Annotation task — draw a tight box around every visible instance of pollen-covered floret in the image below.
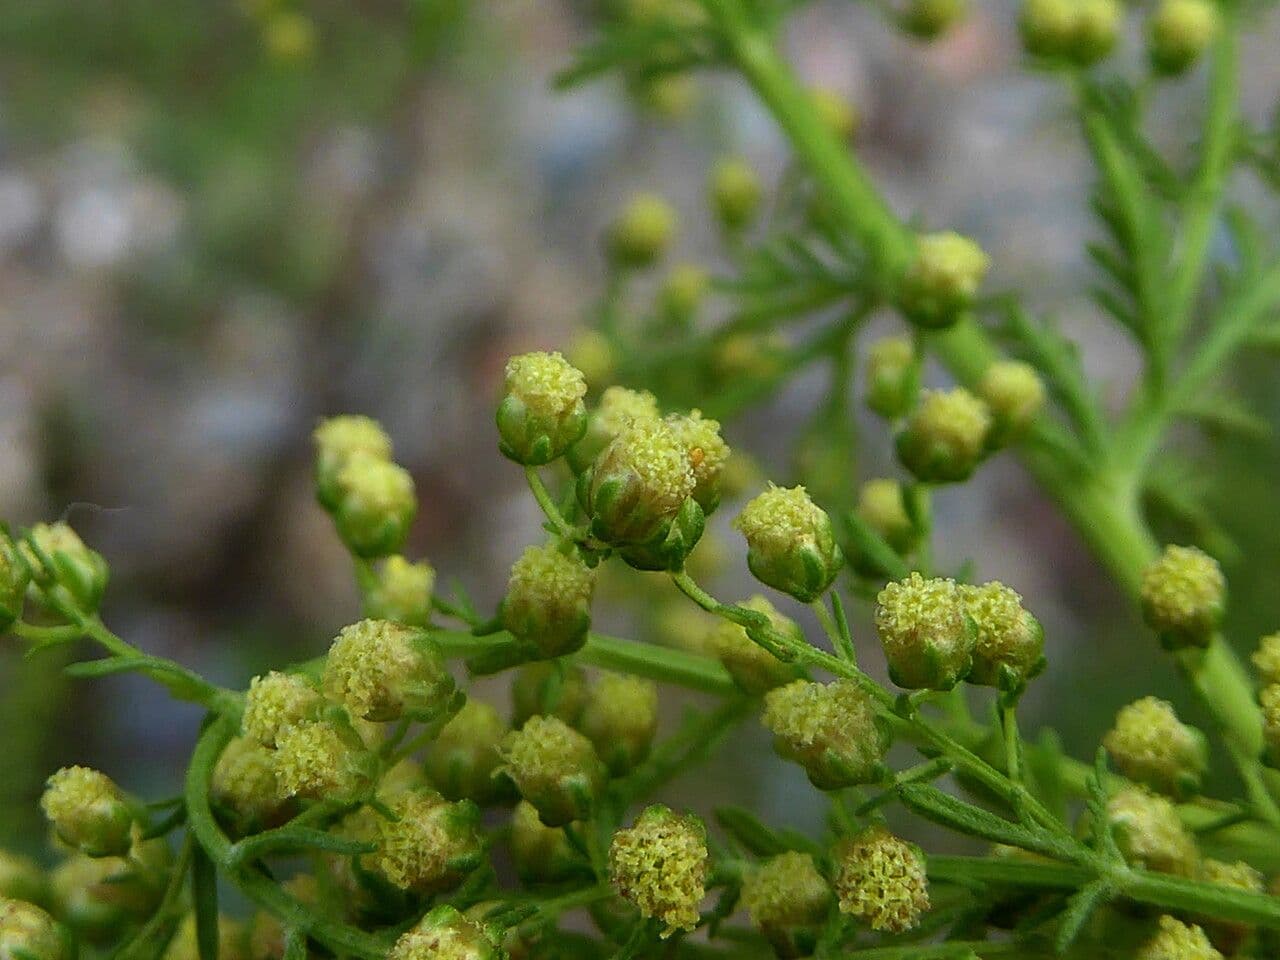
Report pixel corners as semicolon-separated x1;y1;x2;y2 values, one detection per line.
898;232;989;329
313;415;392;475
579;674;658;775
324;619;453;722
1136;915;1223;960
600;416;695;517
242;671;324;748
1141;545;1226;649
896;388;992;484
569;386;662;472
609;805;709;938
876;573;974;690
1252;633;1280;686
502;543;595;657
834;827;930;933
272;722;368;802
503;352;588;420
211;737;290;830
40;767;134;858
0;898;68;960
703;595;802;695
960;581;1045;691
1105;786;1199;877
500;716;605;826
734;484;842;602
665;410;730;512
386;905;502;960
374;791;483;895
763;679;887;789
1103;697;1208;799
366;556;436;627
742;851;831;932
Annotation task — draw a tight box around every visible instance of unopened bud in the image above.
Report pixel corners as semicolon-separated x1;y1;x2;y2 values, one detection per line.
365;555;436;627
609;805;708;938
242;671;324;748
960;581;1046;692
743;851;831;946
865;337;919;420
1103;697;1208;799
855;479;918;554
329;452;416;558
40;767;134;858
763;679;888;789
703;595;803;695
1071;0;1122;65
497;351;589;466
500;716;605;826
564;328;615;388
977;361;1046;444
710;158;762;232
510;662;588;727
324;619;453;722
211;737;292;833
607;195;676;269
876;573;975;690
21;524;109;614
896;388;992;484
1104;786;1199;877
897;232;989;330
1140;545;1226;649
313;415;392;511
509;800;585;885
1136;915;1223;960
374;792;484;895
657;264;710;329
579;674;658;775
834;828;930;932
1149;0;1218;75
900;0;968;39
501;544;595;658
423;700;509;805
272;722;372;803
734;485;843;602
1020;0;1078;57
0;899;68;960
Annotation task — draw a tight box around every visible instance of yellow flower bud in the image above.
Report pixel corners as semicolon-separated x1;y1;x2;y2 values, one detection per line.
329;452;416;558
211;736;293;833
763;679;888;789
658;264;711;328
40;767;135;858
1195;859;1263;954
1103;697;1208;799
365;555;435;627
1140;545;1226;649
564;328;615;388
897;232;989;330
864;337;919;420
1252;633;1280;686
810;88;860;141
896;388;992;484
1149;0;1218;75
423;700;509;805
977;361;1046;444
960;581;1046;691
609;805;708;937
21;523;109;614
1104;786;1199;877
324;619;453;722
510;662;588;727
500;716;605;827
1136;915;1224;960
710;157;763;232
579;673;658;775
855;478;918;554
900;0;968;39
0;853;45;905
607;194;677;268
0;899;68;960
374;791;484;895
501;543;596;658
497;351;589;466
242;671;324;748
734;485;843;603
313;415;393;511
508;800;585;885
1070;0;1122;65
742;851;831;940
272;722;370;802
1020;0;1078;57
834;827;930;933
876;573;975;690
665;410;730;514
568;386;661;474
703;595;803;695
387;905;502;960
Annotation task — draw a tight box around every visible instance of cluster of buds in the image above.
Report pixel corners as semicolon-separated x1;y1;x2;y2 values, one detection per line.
896;232;989;330
313;415;416;558
1020;0;1123;66
1140;544;1226;649
763;679;888;789
734;485;843;602
608;805;709;937
19;523;109;615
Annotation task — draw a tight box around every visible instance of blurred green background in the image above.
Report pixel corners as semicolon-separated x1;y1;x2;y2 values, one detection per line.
1;0;1279;851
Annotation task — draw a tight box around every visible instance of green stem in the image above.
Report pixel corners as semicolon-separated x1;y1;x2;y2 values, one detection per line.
524;466;578;540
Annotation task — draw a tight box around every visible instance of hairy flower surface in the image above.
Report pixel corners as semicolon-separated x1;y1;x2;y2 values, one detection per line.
499;715;604;826
324;619;452;722
374;792;483;895
1141;545;1226;648
1103;697;1207;798
242;671;324;748
609;805;708;937
0;898;68;960
763;679;886;789
876;573;974;690
503;351;588;421
1136;915;1223;960
960;581;1045;690
569;386;660;472
665;410;730;512
834;828;930;933
898;231;989;329
387;906;501;960
272;722;368;802
734;484;842;601
502;543;595;657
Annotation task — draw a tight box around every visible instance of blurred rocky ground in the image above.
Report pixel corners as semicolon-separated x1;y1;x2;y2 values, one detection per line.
1;0;1278;845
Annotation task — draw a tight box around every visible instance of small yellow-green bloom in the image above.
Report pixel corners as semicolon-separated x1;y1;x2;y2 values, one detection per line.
1102;697;1208;799
865;337;918;419
1148;0;1217;75
21;523;109;614
0;898;68;960
497;351;589;466
568;386;661;474
40;767;134;858
365;556;436;627
742;851;831;936
328;452;416;558
897;232;989;330
710;157;763;232
313;415;393;510
876;573;975;690
242;671;324;748
1104;786;1199;877
1136;915;1223;960
423;700;509;805
978;361;1045;444
735;484;842;602
834;828;930;933
211;737;292;833
665;410;730;513
324;619;453;722
1020;0;1077;57
609;805;708;938
960;581;1046;691
387;905;501;960
272;722;370;803
703;595;803;695
1070;0;1122;64
896;388;992;484
501;543;595;658
500;716;605;827
763;679;888;789
1141;544;1226;649
607;194;677;268
374;792;483;895
579;673;658;775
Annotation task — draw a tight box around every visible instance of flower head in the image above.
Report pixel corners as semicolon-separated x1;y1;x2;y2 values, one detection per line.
40;767;134;858
509;800;584;884
510;662;588;727
1260;683;1280;766
665;410;730;514
810;88;859;140
1105;786;1199;877
242;672;324;748
21;523;109;614
865;337;918;419
374;792;484;895
568;386;661;473
324;619;453;723
0;898;68;960
497;351;589;466
960;581;1046;691
328;452;416;558
272;722;370;802
978;361;1046;444
1103;697;1208;799
1252;633;1280;686
876;573;975;690
834;828;930;933
659;264;711;327
579;673;658;775
609;805;709;937
387;905;502;960
1141;545;1226;649
500;716;605;826
896;388;992;484
897;232;989;329
1136;915;1223;960
501;544;596;657
313;415;393;510
703;595;803;695
211;736;291;833
763;679;888;789
734;485;842;602
742;851;831;934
